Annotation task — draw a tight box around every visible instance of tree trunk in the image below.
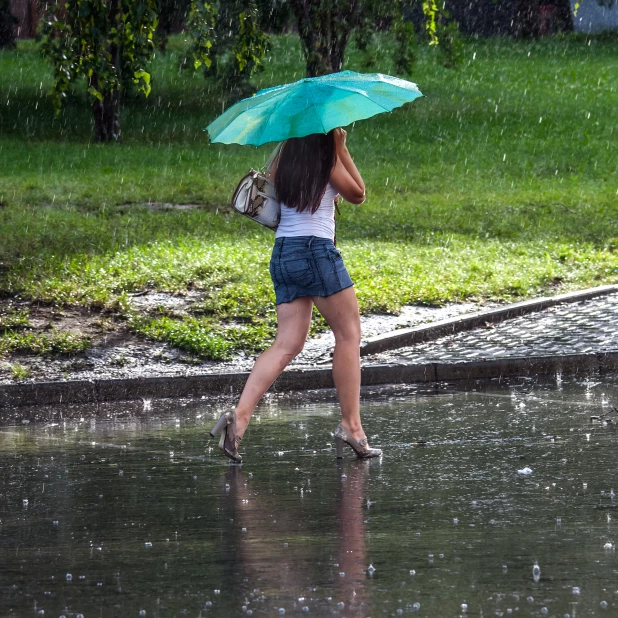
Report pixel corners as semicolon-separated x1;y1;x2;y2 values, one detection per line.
515;0;540;38
92;0;122;142
0;0;17;49
292;0;360;77
92;86;121;142
554;0;574;32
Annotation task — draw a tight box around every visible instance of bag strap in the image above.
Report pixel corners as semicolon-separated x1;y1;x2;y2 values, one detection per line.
261;142;284;176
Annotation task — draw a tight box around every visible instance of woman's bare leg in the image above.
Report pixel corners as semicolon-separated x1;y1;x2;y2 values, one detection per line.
312;287;365;440
234;296;314;437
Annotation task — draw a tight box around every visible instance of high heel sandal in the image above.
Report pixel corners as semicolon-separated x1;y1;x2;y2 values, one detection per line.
210;410;242;463
334;423;382;459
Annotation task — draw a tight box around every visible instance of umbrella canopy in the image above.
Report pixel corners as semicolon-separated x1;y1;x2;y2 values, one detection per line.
206;70;423;146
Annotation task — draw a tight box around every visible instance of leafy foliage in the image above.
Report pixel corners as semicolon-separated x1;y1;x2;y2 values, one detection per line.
435;14;463;68
187;0;216;70
187;0;269;91
39;0;158;141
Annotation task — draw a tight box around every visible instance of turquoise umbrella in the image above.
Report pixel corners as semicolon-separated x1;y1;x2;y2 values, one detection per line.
205;70;423;146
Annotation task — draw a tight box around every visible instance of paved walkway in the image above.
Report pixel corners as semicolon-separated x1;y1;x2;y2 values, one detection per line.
369;293;618;366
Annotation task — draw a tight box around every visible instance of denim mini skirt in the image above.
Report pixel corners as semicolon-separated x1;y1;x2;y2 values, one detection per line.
270;236;354;305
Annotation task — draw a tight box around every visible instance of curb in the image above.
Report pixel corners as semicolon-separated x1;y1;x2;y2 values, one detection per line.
2;351;618;408
359;284;618;356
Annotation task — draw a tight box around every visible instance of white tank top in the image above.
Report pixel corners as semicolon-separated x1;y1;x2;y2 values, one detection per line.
275;183;338;240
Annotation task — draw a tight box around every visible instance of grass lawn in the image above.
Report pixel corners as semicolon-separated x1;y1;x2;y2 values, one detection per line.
1;32;618;361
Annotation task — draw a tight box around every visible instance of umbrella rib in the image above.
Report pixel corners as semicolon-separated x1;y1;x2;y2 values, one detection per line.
255;92;288;145
307;84;327;134
319;83;411;114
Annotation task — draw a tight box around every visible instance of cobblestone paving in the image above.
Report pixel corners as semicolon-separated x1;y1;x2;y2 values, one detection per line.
370;293;618;365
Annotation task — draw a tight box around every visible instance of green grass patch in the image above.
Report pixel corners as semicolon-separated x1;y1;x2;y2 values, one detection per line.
1;33;618;358
0;305;91;357
0;308;31;333
0;330;91;356
10;363;32;381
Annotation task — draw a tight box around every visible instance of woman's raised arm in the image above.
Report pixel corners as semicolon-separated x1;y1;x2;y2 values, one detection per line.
329;128;365;204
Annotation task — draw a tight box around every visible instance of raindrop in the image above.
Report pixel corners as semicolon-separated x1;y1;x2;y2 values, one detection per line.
600;601;608;609
367;564;376;575
278;609;285;615
145;542;152;548
66;574;72;581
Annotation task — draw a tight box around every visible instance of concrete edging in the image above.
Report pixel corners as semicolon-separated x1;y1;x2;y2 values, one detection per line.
360;284;618;356
2;351;618;408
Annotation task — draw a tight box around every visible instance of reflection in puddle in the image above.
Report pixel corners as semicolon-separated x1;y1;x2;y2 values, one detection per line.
1;376;617;616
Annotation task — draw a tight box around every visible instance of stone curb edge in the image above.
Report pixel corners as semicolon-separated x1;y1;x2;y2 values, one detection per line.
360;284;618;356
2;351;618;408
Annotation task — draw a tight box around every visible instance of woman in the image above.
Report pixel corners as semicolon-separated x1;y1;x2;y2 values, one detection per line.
210;127;382;462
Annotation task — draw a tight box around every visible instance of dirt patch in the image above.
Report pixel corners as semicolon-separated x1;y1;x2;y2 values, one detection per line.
128;291;202;314
0;296;489;385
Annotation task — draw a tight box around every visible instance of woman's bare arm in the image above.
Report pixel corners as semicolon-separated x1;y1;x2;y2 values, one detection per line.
329;129;365;204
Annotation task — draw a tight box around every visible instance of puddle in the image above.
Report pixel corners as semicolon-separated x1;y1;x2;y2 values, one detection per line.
1;376;617;617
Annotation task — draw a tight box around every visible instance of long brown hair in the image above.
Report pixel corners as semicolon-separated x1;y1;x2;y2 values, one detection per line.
274;131;337;214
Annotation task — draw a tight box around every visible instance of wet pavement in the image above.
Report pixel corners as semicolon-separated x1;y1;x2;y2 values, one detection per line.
1;376;618;617
370;293;618;366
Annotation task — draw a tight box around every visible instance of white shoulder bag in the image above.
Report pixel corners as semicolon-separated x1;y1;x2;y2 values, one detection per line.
231;143;283;231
